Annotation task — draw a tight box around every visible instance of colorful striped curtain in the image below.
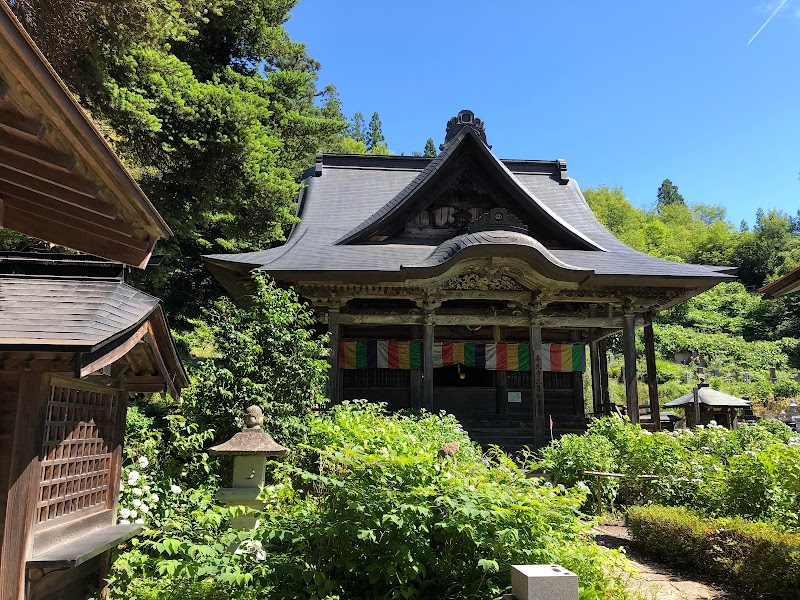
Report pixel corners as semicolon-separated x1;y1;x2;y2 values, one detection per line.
339;340;585;372
339;340;421;369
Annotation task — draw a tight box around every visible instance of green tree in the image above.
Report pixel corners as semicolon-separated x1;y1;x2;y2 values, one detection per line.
349;111;366;144
367;111;386;153
424;137;436;157
182;273;329;448
657;178;685;210
11;0;348;322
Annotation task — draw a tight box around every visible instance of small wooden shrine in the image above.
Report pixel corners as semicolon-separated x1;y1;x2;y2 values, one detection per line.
0;5;185;599
663;384;752;429
206;111;735;450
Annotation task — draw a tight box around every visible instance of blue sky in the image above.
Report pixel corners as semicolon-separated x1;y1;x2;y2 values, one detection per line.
286;1;800;226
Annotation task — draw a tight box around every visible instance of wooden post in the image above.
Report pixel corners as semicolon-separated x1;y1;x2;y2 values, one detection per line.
589;331;602;417
644;319;661;431
598;338;610;415
0;372;50;600
327;308;341;404
530;318;545;448
692;386;700;427
570;330;583;417
623;311;639;424
423;311;435;411
494;325;508;416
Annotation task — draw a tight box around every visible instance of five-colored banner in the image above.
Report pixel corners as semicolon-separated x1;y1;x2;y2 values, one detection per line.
339;340;585;372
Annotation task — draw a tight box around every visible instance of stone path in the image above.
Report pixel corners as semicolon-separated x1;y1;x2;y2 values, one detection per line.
592;522;743;600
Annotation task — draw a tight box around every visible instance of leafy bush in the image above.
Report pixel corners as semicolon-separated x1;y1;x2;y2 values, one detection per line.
627;505;800;599
109;403;633;599
538;417;800;529
182;273;329;452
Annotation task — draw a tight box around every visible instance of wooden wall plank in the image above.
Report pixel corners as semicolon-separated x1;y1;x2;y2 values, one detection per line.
0;372;49;600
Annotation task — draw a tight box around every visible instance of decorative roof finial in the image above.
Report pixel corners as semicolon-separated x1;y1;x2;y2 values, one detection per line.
441;109;489;150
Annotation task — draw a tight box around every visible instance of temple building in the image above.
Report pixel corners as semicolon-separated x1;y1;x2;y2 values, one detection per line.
205;109;735;449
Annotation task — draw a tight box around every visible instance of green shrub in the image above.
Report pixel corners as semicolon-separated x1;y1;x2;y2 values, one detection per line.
110;403;634;599
626;505;800;599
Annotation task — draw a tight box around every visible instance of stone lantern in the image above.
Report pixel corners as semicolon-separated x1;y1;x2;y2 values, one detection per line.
209;405;288;529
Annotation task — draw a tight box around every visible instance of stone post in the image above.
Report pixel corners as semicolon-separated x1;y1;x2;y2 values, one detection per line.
511;565;578;600
530;315;545;448
327;307;341;404
423;310;435;411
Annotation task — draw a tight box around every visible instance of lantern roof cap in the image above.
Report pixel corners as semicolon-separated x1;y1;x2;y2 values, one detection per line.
208;405;288;456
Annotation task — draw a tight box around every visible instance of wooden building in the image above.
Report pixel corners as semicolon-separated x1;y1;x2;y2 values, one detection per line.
759;264;800;299
206;110;735;449
0;5;186;599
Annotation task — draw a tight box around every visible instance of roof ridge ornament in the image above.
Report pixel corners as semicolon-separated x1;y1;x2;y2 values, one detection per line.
440;109;490;150
468;208;529;234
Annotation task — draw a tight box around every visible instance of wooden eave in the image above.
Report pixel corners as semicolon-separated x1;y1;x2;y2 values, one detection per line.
0;307;187;399
759;265;800;299
0;4;171;268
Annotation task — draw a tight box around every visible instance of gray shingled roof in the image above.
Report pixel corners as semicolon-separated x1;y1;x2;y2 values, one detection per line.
204;136;736;285
664;387;752;408
0;276;159;348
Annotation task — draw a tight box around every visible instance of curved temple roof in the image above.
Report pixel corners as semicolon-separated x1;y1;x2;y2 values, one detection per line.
205;111;736;301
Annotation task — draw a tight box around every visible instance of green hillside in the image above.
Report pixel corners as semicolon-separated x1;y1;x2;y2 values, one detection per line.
584;185;800;413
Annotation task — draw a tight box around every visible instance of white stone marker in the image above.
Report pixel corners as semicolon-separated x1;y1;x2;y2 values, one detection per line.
511;564;578;600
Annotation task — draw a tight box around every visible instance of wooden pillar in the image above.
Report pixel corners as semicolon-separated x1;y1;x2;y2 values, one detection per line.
589;331;602;416
530;318;545;448
570;330;583;417
0;372;50;600
644;318;661;431
327;308;341;404
494;325;508;416
598;338;610;414
423;311;435;411
623;311;639;424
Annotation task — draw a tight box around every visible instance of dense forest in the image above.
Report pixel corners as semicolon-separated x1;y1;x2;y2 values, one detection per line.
5;0;800;412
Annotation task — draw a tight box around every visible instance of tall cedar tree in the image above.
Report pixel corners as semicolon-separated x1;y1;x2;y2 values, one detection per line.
657;178;686;210
9;0;348;323
367;111;385;152
424;137;437;157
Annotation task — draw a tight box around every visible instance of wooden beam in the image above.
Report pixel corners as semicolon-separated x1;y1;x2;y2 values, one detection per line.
0;195;4;228
0;107;44;138
530;319;545;448
0;145;97;196
644;319;661;431
327;309;341;404
423;312;434;411
0;130;73;170
337;312;643;328
4;192;140;240
623;312;639;424
0;372;50;600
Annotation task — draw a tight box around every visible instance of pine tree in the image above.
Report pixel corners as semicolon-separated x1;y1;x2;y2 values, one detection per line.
350;112;366;144
657;179;686;210
424;138;436;157
367;111;385;152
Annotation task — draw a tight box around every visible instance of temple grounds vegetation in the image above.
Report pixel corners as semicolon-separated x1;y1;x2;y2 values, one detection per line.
626;506;800;599
7;1;800;598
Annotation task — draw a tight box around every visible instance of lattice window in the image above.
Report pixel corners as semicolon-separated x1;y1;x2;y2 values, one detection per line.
37;380;119;524
545;372;575;389
343;368;411;388
508;371;531;389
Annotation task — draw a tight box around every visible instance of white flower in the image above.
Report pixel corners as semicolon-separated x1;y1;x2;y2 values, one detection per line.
140;504;150;513
127;470;140;484
151;494;160;503
137;456;149;468
119;519;130;525
119;483;125;492
120;508;132;519
132;487;143;496
132;498;142;507
170;485;182;494
129;510;138;518
143;485;151;492
709;420;717;427
134;518;145;524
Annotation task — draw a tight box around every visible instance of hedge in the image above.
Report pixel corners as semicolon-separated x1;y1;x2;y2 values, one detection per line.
626;505;800;599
